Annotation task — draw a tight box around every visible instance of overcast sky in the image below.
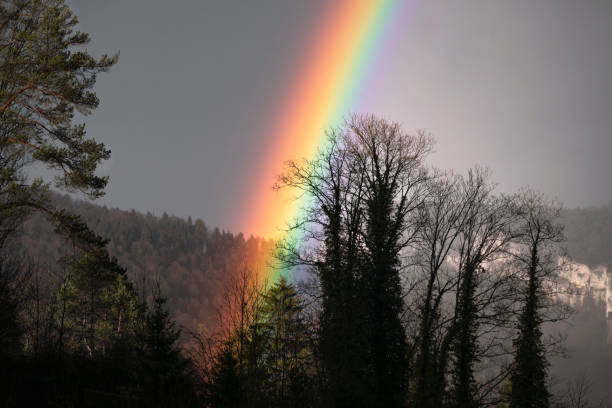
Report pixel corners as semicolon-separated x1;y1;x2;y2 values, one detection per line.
68;0;612;235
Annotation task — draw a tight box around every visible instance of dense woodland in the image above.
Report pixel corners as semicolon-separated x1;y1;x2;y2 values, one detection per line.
560;205;612;270
19;193;276;332
1;1;611;407
10;192;612;406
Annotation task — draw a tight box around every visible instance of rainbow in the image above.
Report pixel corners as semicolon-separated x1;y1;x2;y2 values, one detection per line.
239;0;404;284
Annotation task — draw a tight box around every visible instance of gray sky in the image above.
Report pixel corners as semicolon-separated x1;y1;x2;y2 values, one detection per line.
69;0;612;235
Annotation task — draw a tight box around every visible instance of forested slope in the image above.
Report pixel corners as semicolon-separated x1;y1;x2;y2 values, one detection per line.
18;193;276;333
18;193;612;335
561;203;612;269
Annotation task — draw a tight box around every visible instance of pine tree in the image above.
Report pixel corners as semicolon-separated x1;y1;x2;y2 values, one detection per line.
0;0;117;195
509;262;550;408
260;277;311;407
209;346;244;408
1;0;126;362
53;211;138;356
140;285;189;405
0;0;119;280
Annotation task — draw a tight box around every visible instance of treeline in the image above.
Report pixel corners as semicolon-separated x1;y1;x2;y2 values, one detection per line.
2;243;202;406
19;192;275;331
560;204;612;269
193;116;609;408
15;192;611;340
12;191;612;406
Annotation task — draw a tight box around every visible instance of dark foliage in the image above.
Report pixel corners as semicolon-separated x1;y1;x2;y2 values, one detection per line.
509;192;564;408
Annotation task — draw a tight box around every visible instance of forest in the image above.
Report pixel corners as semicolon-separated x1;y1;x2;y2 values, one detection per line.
1;1;611;407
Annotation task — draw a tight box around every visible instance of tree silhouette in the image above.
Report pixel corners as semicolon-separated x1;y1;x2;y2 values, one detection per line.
260;276;311;407
509;190;565;408
139;285;194;406
276;115;433;407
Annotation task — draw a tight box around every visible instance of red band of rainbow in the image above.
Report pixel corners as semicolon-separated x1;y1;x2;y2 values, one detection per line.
238;0;403;283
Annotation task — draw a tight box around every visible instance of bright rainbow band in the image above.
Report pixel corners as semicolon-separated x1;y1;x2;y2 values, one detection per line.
239;0;402;284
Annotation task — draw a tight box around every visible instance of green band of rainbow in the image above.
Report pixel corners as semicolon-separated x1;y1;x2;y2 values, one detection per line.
239;0;403;284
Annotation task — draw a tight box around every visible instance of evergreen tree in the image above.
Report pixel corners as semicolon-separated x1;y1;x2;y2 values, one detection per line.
509;262;550;408
509;191;564;408
0;0;117;198
260;277;311;407
209;345;244;408
452;264;480;408
53;211;139;357
0;0;126;365
140;285;189;405
0;0;118;250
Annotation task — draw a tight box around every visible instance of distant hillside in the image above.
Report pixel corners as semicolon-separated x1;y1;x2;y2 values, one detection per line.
561;203;612;269
18;193;276;333
553;204;612;403
16;194;612;337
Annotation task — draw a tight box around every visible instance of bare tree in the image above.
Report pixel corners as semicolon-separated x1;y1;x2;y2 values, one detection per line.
411;171;467;408
563;372;594;408
450;168;519;408
411;169;523;408
276;114;433;407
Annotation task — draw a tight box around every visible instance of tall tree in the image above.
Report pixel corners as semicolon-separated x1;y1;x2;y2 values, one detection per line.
139;285;193;406
260;276;311;407
277;115;432;407
0;0;136;362
411;170;519;408
277;129;369;407
509;190;565;408
412;172;466;408
450;168;517;408
0;0;117;193
0;0;124;356
0;0;117;245
347;115;431;407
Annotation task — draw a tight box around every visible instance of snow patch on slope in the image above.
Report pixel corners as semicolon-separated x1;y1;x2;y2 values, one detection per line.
558;262;612;341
